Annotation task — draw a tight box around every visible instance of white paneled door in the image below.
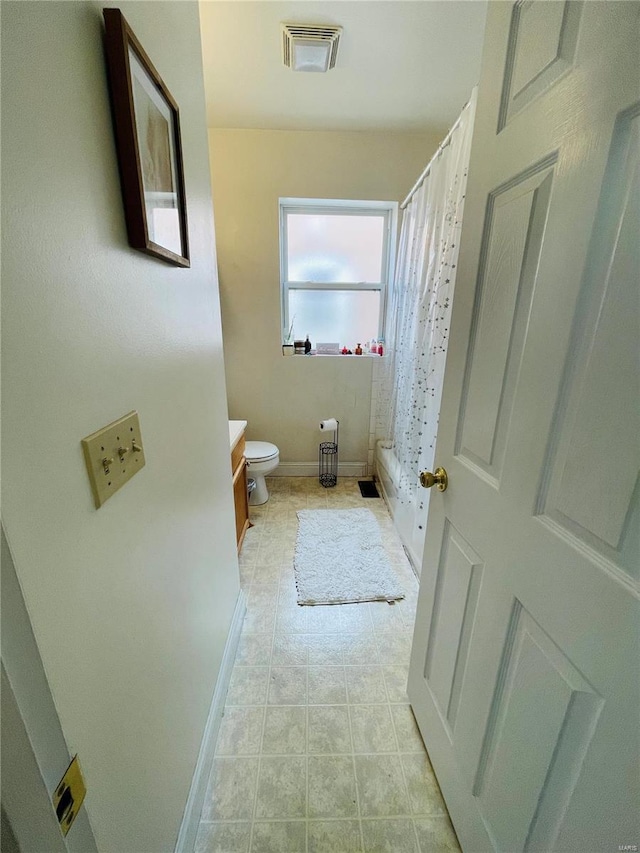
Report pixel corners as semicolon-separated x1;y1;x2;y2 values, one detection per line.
408;3;639;852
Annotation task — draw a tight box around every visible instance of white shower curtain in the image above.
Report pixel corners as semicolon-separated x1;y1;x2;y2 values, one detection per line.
376;90;477;558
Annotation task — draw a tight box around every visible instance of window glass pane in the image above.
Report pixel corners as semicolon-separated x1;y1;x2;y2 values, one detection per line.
289;289;380;350
286;214;385;283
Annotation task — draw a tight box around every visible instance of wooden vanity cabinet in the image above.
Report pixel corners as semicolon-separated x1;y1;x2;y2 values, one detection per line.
231;433;250;551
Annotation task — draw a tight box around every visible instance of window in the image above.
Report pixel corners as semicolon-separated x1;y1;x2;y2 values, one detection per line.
279;198;397;351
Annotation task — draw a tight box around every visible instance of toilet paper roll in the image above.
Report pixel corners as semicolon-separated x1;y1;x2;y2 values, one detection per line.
319;418;338;432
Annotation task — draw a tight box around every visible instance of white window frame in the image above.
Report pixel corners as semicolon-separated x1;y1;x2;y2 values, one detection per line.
279;197;398;344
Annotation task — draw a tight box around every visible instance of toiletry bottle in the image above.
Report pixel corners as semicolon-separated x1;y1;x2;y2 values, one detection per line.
355;343;362;355
377;338;384;356
304;334;311;354
371;338;378;354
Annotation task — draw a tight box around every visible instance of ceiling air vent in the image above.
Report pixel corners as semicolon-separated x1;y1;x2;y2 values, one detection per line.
281;23;342;73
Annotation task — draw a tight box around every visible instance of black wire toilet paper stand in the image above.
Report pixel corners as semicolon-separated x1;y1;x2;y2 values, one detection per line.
318;421;339;488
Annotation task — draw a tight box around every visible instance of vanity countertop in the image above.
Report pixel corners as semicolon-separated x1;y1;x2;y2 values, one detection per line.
229;420;247;452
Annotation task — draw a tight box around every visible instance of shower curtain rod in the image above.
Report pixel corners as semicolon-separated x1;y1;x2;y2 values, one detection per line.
400;95;473;210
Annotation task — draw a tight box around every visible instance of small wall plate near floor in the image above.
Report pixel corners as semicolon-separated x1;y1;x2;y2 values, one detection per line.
81;411;145;508
53;755;86;836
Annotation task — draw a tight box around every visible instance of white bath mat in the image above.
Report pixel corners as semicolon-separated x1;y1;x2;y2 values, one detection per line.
294;508;405;605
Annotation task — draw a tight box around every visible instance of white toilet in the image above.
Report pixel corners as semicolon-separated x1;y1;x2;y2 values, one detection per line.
245;441;280;505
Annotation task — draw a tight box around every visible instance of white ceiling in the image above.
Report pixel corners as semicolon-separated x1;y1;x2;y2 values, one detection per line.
199;1;487;133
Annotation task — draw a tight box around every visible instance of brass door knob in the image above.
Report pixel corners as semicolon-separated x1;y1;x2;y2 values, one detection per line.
419;467;448;492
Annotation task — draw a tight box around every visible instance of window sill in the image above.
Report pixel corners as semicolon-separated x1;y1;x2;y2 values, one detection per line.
281;352;387;359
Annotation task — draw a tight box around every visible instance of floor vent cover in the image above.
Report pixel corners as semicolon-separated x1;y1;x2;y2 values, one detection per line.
358;480;380;498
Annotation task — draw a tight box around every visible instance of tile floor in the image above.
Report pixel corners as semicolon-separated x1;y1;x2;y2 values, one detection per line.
196;477;461;853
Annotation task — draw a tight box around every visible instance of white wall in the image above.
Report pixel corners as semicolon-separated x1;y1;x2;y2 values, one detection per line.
208;128;442;468
1;2;239;850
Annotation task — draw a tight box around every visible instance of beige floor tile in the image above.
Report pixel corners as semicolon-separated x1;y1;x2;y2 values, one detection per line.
227;667;269;706
195;821;251;853
307;605;344;634
262;706;306;754
338;603;373;632
267;666;307;705
254;756;306;819
243;605;276;635
308;634;344;665
308;705;352;754
308;666;347;704
382;666;410;703
236;634;273;667
272;633;308;665
368;601;405;633
401;753;447;815
203;757;259;820
413;816;461;852
216;707;264;755
197;477;458;850
390;705;426;753
250;821;306;853
342;633;380;665
307;820;362;853
354;754;411;817
361;818;418;852
308;755;359;818
350;704;397;753
345;666;388;704
275;605;308;634
253;562;284;583
375;631;412;666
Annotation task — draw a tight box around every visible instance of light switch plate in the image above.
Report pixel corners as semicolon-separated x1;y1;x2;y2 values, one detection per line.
81;411;145;508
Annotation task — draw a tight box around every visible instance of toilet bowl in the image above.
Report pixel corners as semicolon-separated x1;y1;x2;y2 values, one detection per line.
245;441;280;505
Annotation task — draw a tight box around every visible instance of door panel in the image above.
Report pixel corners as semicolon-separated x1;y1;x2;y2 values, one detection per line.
408;3;639;851
457;161;555;483
474;602;603;853
499;1;583;130
423;521;484;733
537;104;640;575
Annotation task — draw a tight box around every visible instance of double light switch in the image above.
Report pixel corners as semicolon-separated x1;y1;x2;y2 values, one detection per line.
81;411;145;508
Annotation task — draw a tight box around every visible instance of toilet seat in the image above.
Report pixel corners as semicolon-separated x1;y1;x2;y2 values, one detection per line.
245;441;279;463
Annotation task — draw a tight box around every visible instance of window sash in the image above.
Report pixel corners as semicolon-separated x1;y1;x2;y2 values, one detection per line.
279;198;397;343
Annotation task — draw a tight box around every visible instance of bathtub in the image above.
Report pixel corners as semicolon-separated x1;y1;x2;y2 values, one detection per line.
375;441;430;577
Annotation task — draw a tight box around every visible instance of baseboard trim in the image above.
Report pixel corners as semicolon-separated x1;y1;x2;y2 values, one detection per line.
175;589;246;853
271;462;368;477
